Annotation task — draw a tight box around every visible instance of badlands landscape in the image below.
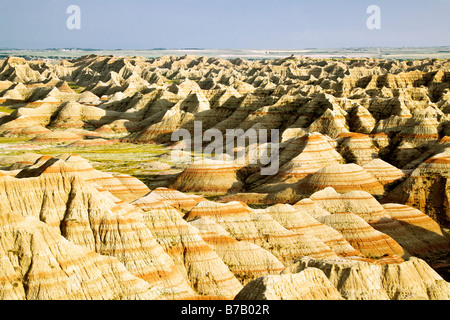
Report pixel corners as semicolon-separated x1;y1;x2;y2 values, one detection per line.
0;54;449;300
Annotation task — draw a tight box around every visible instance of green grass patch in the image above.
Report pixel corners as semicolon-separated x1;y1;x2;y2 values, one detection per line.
0;140;185;185
30;142;167;156
20;142;177;174
67;82;86;94
0;137;30;143
0;106;14;114
165;79;182;84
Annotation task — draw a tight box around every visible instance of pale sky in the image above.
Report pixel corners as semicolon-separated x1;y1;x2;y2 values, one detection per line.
0;0;449;49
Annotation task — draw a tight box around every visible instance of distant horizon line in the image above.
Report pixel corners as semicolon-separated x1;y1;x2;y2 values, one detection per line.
1;45;450;51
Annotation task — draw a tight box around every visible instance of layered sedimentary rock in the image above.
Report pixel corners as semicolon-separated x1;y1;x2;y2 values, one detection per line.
316;212;407;259
336;133;378;165
234;268;344;300
309;188;407;259
170;159;244;194
255;204;361;257
250;132;345;192
2;125;52;137
57;153;150;202
281;256;450;300
382;148;450;227
381;203;450;256
189;217;285;285
0;214;173;300
291;164;385;200
292;198;333;219
148;187;206;212
130;193;243;298
0;157;197;299
362;158;406;187
185;200;338;264
30;131;82;144
0;152;449;300
1;54;450;300
309;187;450;258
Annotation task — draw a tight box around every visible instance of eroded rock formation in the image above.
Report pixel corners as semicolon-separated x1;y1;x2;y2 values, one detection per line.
0;54;449;300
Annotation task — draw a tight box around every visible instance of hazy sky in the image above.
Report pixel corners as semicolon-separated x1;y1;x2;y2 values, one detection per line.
0;0;449;49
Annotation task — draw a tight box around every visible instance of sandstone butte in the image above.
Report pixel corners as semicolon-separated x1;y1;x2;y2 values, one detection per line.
0;54;449;300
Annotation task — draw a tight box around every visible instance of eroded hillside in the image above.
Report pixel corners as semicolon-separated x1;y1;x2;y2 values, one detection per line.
0;54;449;300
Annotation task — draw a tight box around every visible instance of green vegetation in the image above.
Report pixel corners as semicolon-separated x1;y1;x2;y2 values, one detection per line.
0;140;184;177
0;137;30;144
0;106;15;114
67;82;85;94
165;79;182;84
39;143;168;170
